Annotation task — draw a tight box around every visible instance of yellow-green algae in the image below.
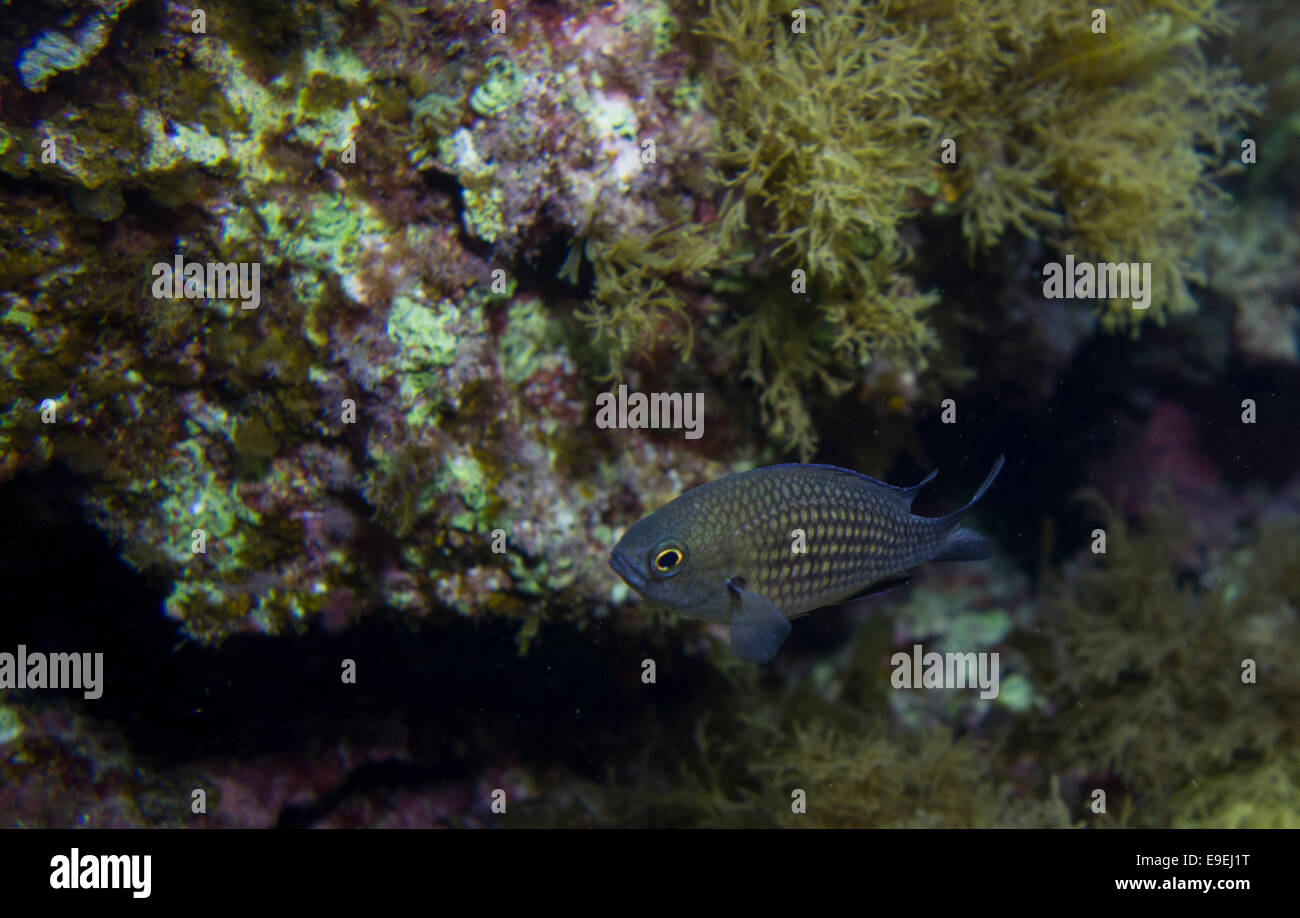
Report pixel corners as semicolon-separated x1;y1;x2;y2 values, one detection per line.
499;296;569;388
578;0;1259;457
593;702;1075;828
437;128;507;244
0;704;23;746
1170;753;1300;829
469;56;526;118
1047;490;1300;824
80;424;338;641
17;0;133;91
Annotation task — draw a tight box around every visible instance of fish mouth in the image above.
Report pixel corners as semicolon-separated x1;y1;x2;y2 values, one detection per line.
609;551;646;592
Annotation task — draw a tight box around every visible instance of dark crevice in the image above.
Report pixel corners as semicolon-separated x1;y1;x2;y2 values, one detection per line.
420;168;495;259
0;466;725;806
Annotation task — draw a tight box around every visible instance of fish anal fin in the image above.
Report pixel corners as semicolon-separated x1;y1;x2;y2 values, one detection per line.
835;575;913;611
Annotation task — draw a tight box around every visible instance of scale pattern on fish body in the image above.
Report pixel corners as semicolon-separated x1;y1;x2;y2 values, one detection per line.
712;468;953;615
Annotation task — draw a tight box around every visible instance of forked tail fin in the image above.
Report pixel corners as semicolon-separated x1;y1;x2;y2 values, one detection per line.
941;454;1005;524
932;455;1005;562
933;527;992;562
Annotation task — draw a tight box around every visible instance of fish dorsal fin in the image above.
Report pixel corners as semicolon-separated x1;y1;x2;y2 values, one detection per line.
765;463;938;510
896;468;938;509
859;467;937;511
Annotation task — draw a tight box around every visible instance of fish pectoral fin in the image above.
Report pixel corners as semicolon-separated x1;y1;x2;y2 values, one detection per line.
726;579;792;664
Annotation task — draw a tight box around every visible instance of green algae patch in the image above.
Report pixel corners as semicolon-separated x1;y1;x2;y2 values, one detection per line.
1170;754;1300;829
146;438;257;566
0;705;23;747
469;56;526;118
17;0;133;92
387;294;466;372
138;111;231;173
499;297;566;387
438;453;491;532
219;189;390;307
626;0;679;57
437;128;506;244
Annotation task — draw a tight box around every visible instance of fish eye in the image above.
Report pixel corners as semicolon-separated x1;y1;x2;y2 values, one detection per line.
651;543;687;576
655;549;682;570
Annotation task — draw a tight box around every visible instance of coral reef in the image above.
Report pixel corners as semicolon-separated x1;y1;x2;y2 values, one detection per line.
0;0;1295;831
0;0;740;643
0;0;1265;634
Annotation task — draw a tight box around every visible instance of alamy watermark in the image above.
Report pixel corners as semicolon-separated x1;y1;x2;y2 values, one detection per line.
0;644;103;699
50;849;150;898
1042;255;1152;310
151;254;261;310
890;643;1000;700
595;384;703;440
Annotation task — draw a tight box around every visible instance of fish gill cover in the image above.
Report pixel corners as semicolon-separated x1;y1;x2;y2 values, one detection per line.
0;0;1295;833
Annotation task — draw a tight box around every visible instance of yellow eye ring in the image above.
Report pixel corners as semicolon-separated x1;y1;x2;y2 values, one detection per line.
654;547;683;572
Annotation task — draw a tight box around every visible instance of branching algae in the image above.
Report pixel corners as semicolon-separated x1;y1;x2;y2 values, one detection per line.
580;0;1259;456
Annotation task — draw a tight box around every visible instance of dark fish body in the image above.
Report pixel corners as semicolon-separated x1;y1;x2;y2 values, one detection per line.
609;456;1005;663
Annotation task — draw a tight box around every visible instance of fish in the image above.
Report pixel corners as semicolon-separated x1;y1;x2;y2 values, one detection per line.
609;455;1005;663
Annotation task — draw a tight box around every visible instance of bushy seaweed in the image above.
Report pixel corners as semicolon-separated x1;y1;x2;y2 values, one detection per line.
1046;490;1300;824
579;0;1259;456
599;700;1073;828
574;223;743;374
